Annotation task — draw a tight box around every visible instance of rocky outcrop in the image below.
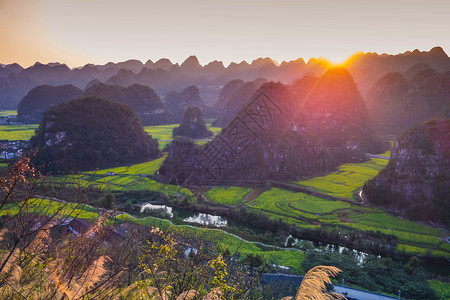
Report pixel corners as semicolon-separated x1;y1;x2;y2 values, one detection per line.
172;106;212;139
83;83;173;125
164;85;205;121
364;119;450;225
366;65;450;135
160;68;387;183
17;84;83;123
213;79;245;113
297;68;387;154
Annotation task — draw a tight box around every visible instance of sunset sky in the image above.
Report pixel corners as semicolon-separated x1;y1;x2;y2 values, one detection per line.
1;0;449;68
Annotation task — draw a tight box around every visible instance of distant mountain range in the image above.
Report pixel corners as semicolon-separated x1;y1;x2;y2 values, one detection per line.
1;47;448;111
366;63;450;135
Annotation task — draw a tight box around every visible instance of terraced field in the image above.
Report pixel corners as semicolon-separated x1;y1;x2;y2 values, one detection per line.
48;156;195;201
86;156;166;175
243;186;449;257
248;188;351;215
196;152;449;258
294;157;389;200
6;132;448;260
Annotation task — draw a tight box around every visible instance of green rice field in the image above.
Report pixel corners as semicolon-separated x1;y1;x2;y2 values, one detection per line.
294;157;389;200
0;124;38;140
86;156;166;175
248;188;351;215
206;186;252;205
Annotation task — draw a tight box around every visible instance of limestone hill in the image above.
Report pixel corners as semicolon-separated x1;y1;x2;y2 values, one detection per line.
160;68;387;183
31;96;160;173
364;119;450;226
366;65;450;135
83;83;173;125
17;84;83;123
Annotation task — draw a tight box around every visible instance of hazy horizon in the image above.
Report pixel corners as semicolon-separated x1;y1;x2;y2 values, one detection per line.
1;46;448;70
1;0;449;68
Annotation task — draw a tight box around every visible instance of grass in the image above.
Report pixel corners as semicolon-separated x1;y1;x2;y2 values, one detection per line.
0;198;99;221
0;124;38;140
439;242;450;252
49;157;195;202
144;124;179;140
206;186;251;206
396;244;429;255
428;280;450;300
294;158;389;200
342;222;444;247
349;213;443;235
86;156;166;175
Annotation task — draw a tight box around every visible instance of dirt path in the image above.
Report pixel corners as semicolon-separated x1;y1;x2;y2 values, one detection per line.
244;187;267;204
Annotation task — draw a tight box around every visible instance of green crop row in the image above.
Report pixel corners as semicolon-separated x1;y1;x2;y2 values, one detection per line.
349;213;443;235
248;188;351;215
396;243;429;255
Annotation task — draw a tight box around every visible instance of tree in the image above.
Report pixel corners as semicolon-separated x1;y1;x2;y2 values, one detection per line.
99;192;115;209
